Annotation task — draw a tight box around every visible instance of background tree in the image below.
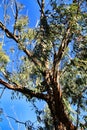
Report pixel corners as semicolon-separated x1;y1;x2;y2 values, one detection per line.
0;0;87;130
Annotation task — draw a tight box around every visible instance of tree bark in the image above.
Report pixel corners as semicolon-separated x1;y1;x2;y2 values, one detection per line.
0;79;49;101
46;69;77;130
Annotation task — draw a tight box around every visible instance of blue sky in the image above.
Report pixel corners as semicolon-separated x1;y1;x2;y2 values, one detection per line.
0;0;46;130
19;0;40;27
0;89;45;130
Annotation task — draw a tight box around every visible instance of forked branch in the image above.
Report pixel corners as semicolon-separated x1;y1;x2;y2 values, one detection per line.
54;25;72;69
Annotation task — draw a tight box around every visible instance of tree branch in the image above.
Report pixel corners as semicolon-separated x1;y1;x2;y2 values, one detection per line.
0;21;41;67
37;0;42;9
37;0;45;15
54;25;72;69
0;79;49;101
7;116;35;129
0;87;6;98
7;116;25;125
54;0;82;69
13;0;19;35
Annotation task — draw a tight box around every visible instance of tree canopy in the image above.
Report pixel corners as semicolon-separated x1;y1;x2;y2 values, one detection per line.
0;0;87;130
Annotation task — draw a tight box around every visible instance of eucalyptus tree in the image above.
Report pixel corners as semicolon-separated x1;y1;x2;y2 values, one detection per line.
0;0;87;130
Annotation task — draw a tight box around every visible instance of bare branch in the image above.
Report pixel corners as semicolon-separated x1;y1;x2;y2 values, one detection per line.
14;0;18;22
4;112;14;130
0;79;49;101
37;0;45;15
37;0;42;9
0;87;6;98
7;116;35;129
7;116;25;125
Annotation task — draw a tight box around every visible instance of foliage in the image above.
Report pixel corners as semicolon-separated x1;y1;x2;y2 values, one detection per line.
0;44;9;71
0;0;87;130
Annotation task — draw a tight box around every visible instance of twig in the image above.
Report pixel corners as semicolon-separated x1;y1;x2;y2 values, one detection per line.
7;116;25;125
7;116;35;129
4;112;14;130
13;0;19;35
0;87;6;98
37;0;42;9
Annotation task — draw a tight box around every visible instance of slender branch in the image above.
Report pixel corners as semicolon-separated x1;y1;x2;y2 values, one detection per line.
7;116;25;125
7;116;35;129
0;79;49;101
0;21;18;42
13;0;18;35
14;0;18;23
0;87;6;98
37;0;42;9
4;112;14;130
37;0;45;15
0;21;41;67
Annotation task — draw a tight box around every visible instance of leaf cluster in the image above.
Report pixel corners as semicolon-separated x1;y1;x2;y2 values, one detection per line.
0;44;9;71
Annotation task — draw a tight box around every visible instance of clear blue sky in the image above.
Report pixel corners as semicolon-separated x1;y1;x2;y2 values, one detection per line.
0;89;45;130
0;0;46;130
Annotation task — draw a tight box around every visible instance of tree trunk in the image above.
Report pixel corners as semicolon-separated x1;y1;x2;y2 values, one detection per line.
47;70;77;130
48;95;77;130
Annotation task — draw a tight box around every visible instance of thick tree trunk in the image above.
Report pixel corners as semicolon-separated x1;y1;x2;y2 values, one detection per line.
46;70;77;130
48;94;77;130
